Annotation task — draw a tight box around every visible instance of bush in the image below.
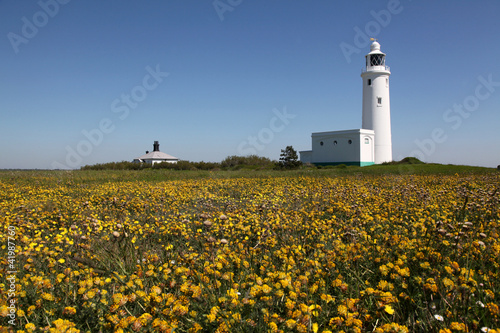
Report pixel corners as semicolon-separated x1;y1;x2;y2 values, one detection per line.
221;155;274;169
81;155;277;171
81;161;151;170
382;157;425;165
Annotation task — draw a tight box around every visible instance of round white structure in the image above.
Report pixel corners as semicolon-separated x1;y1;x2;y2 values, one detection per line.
361;41;392;164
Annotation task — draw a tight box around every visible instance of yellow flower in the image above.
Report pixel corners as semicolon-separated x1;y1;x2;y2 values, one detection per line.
420;262;431;269
50;319;79;333
442;277;455;290
261;284;272;293
329;317;344;328
42;292;55;301
113;293;127;306
269;322;278;332
375;323;409;333
152;319;171;331
138;313;153;325
0;305;9;317
151;285;162;295
84;290;96;299
449;322;466;331
296;323;308;332
338;304;348;317
25;323;36;332
207;313;217;323
379;264;389;276
398;267;410;277
285;319;296;329
487;303;499;316
27;305;36;316
384;305;395;315
378;280;393;291
309;304;321;316
63;307;77;316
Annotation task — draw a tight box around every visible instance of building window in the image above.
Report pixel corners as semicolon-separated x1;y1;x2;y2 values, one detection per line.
348;140;352;144
333;140;337;145
370;54;385;66
377;97;382;105
365;138;369;144
368;79;371;86
320;141;324;146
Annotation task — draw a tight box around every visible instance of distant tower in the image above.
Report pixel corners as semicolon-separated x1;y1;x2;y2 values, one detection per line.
361;40;392;164
153;141;160;152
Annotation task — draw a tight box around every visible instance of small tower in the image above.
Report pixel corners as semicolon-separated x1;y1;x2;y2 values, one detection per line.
153;141;160;152
361;40;392;164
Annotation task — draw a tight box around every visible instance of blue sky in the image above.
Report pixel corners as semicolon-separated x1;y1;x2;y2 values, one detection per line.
1;0;499;169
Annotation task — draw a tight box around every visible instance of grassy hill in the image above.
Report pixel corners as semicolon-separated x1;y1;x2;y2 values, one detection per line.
1;160;497;184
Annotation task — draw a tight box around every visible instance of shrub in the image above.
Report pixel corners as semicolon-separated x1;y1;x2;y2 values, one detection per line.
221;155;274;169
382;157;425;165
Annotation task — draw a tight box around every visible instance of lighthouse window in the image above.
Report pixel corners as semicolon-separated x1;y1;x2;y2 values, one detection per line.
320;141;324;146
377;97;382;105
370;54;385;66
348;140;352;144
367;79;372;86
365;138;370;144
333;140;338;145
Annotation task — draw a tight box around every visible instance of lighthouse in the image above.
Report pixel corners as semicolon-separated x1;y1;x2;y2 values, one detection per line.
299;40;394;166
361;40;392;164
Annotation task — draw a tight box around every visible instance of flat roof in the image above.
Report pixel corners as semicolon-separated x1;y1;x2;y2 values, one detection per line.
311;128;375;136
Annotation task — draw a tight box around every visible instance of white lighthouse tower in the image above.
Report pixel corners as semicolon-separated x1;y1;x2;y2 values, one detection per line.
299;40;394;166
361;40;392;164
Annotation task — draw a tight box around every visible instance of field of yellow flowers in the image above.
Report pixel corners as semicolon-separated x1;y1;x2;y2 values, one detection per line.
1;170;499;332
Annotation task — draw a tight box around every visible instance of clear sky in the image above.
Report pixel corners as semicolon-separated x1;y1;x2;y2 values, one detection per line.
1;0;499;169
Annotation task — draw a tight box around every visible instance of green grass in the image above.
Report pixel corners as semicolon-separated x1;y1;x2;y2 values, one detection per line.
0;163;497;185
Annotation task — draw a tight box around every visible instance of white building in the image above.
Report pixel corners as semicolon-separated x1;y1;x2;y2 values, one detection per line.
299;129;375;166
133;141;179;165
300;40;393;166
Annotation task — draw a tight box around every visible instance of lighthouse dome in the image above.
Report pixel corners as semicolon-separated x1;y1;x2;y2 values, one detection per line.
370;41;381;52
367;40;386;56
